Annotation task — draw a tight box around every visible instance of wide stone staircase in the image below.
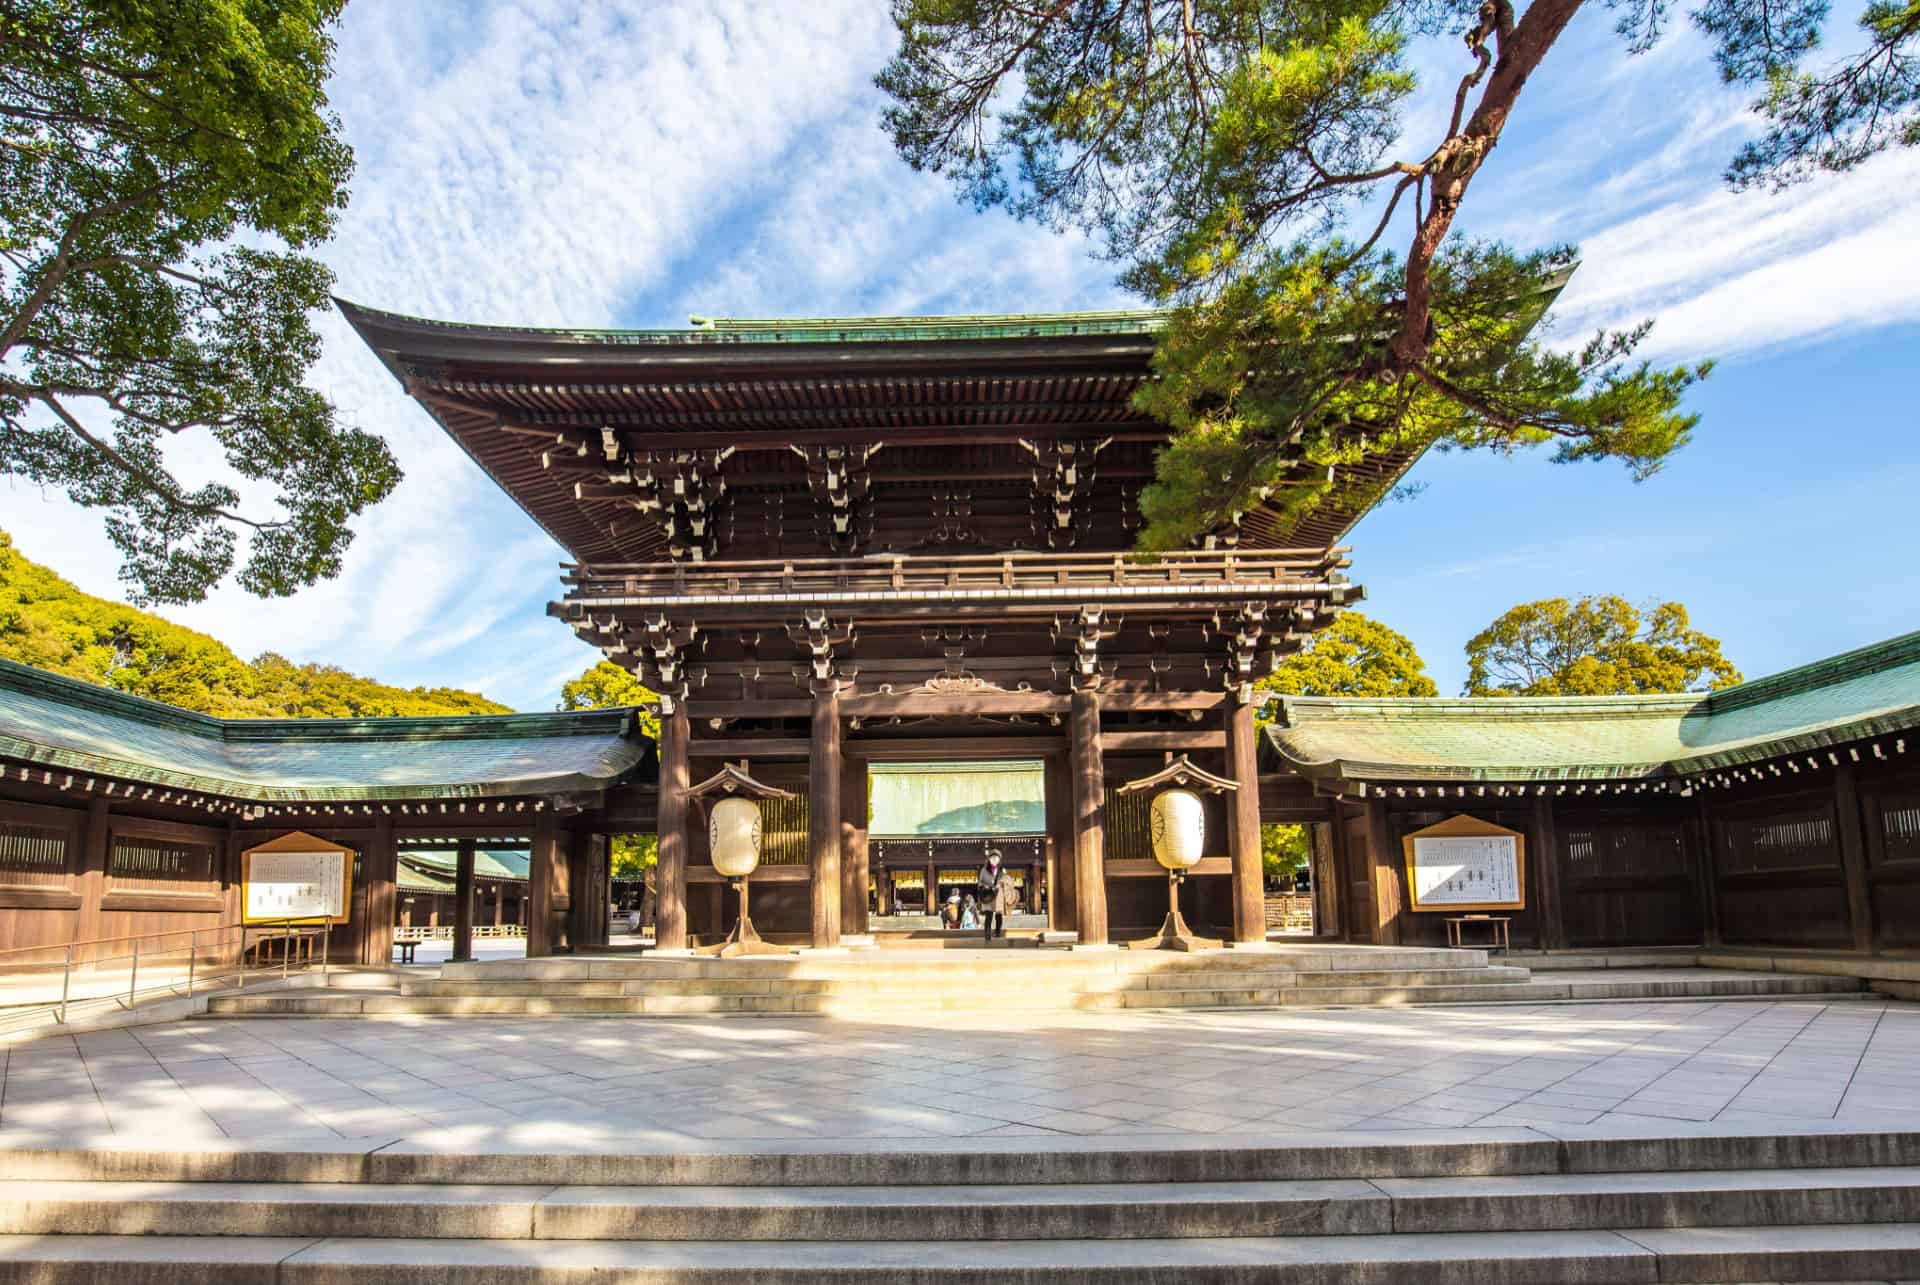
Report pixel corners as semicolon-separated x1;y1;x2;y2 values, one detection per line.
207;944;1868;1019
2;1128;1919;1280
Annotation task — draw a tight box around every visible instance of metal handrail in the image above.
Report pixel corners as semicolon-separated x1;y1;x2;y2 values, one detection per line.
0;919;335;1025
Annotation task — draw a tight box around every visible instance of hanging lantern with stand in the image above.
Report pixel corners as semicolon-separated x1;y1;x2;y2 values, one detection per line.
1117;755;1240;951
685;763;796;958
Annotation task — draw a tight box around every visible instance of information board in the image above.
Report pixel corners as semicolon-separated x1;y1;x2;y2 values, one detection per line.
1402;815;1526;912
244;848;350;923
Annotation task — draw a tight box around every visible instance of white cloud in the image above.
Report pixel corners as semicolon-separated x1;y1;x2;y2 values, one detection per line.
10;1;1917;711
1544;148;1920;362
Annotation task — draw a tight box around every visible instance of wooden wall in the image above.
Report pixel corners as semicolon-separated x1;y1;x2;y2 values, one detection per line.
1308;747;1920;960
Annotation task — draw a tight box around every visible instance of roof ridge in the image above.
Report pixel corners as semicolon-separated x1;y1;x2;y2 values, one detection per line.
0;657;639;743
1704;629;1920;714
336;297;1168;345
0;657;226;739
1275;691;1704;721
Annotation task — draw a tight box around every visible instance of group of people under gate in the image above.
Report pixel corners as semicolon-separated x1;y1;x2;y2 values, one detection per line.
940;849;1019;942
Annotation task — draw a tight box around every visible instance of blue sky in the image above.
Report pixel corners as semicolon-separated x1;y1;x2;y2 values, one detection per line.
6;1;1917;707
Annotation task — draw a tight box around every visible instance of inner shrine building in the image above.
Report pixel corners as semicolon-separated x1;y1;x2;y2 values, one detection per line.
341;303;1374;950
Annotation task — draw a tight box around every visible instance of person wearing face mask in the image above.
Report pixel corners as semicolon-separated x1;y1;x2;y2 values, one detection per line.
975;848;1014;943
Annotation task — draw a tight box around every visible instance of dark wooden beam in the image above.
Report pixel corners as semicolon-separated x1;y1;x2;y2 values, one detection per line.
1104;729;1226;751
845;737;1066;760
690;737;811;759
841;691;1068;718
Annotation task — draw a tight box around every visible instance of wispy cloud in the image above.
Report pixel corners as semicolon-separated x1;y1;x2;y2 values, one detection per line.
10;1;1916;710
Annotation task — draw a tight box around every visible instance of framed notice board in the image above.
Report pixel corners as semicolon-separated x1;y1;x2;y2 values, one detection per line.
242;829;355;925
1401;814;1526;913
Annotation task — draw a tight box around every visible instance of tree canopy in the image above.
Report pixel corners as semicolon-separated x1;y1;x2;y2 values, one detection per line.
1;0;399;605
0;528;508;716
1464;594;1741;696
558;658;659;878
1260;611;1438;698
877;0;1917;547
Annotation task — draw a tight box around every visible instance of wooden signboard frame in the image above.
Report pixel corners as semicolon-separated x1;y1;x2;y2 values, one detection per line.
1401;813;1526;913
241;829;355;925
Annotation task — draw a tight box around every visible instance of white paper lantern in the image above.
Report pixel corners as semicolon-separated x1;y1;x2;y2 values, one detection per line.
1149;788;1207;871
709;796;763;879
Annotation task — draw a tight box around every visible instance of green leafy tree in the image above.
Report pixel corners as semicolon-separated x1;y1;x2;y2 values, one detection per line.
1464;595;1742;696
558;659;659;876
1261;611;1438;698
877;1;1916;547
1262;822;1310;881
559;659;659;739
1;0;399;604
0;528;508;715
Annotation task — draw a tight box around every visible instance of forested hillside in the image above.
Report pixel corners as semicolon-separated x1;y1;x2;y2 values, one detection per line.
0;531;511;718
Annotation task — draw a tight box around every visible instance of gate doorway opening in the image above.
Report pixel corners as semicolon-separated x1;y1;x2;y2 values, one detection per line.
866;760;1051;931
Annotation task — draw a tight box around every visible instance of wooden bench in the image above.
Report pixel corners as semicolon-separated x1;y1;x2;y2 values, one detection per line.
392;939;419;965
1444;915;1512;953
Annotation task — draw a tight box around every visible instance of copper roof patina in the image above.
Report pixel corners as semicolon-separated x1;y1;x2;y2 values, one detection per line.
1260;630;1920;785
0;659;655;802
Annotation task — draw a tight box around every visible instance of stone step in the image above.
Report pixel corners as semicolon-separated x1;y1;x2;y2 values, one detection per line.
9;1130;1917;1188
433;947;1492;981
3;1169;1916;1243
2;1223;1918;1283
399;966;1533;999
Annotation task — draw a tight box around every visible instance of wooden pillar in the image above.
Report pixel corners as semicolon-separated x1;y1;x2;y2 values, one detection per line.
1532;797;1569;952
655;699;691;951
1045;753;1075;932
75;798;110;948
1225;690;1265;944
924;860;936;915
1324;803;1353;940
809;688;843;948
452;837;476;963
841;756;869;937
1363;798;1401;945
1315;807;1345;939
1693;795;1722;947
1834;765;1875;953
528;810;559;957
1069;687;1108;945
361;814;397;965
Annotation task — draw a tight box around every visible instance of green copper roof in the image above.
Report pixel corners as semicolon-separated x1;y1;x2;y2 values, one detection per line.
336;298;1166;349
401;849;530;883
1261;630;1920;784
0;659;654;802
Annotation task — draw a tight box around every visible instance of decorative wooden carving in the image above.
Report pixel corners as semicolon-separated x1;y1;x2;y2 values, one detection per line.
792;444;880;554
631;447;734;561
787;611;856;694
1053;607;1119;691
1216;603;1273;695
1022;436;1110;549
633;613;703;700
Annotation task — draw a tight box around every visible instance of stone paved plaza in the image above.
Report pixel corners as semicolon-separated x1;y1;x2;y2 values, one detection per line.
1;996;1915;1149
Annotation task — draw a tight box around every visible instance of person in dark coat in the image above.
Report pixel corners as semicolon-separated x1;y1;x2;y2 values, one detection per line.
976;850;1014;942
